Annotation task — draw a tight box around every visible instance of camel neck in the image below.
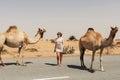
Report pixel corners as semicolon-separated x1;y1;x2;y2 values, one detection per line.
103;31;116;47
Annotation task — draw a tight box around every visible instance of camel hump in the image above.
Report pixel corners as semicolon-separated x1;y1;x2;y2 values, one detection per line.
86;28;95;33
6;26;18;32
87;28;94;31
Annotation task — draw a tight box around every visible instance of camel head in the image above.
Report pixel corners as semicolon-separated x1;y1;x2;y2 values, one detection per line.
35;28;46;38
110;26;118;37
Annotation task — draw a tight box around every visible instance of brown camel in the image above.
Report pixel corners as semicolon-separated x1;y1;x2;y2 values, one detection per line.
79;27;118;71
0;26;46;66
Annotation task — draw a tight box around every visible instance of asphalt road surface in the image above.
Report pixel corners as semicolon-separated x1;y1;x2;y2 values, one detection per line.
0;55;120;80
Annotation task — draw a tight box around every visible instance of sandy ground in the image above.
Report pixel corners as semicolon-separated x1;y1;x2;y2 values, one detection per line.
1;40;120;59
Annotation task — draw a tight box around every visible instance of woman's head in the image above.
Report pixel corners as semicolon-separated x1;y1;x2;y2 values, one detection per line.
57;32;62;37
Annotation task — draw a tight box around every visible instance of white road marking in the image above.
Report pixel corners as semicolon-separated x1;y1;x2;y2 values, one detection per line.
33;76;70;80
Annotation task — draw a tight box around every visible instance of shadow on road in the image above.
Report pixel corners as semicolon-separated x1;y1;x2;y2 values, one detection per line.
67;65;95;73
44;63;57;66
0;62;33;66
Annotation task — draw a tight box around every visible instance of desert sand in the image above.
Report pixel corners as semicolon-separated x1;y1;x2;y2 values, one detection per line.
1;40;120;59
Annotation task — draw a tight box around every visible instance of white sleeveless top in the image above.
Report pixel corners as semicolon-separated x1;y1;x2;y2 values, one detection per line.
54;37;64;52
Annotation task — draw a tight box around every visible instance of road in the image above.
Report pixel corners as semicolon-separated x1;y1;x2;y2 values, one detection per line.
0;55;120;80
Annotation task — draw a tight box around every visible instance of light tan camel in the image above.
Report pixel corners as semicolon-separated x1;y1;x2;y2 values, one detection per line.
0;26;46;66
79;27;118;71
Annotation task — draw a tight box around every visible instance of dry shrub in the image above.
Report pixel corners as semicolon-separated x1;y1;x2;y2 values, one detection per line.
25;48;38;52
63;45;75;54
50;39;55;43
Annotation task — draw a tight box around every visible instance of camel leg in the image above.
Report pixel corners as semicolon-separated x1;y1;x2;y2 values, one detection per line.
0;55;5;66
80;48;86;68
16;47;22;66
90;51;95;70
17;47;26;66
0;46;5;66
20;44;26;66
100;48;104;71
16;43;26;66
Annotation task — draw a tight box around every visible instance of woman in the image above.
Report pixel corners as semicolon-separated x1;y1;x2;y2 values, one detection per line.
54;32;64;66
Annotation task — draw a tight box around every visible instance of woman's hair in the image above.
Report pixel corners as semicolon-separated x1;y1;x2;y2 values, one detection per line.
57;32;62;37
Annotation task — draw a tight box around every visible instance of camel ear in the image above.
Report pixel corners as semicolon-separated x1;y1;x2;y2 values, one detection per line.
111;27;114;30
38;28;41;31
115;26;118;29
115;26;118;31
43;28;46;32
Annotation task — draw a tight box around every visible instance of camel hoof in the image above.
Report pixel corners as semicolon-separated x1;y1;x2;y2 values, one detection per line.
83;66;87;69
21;64;27;66
101;69;105;72
81;65;87;69
2;64;6;67
89;68;95;73
16;63;21;66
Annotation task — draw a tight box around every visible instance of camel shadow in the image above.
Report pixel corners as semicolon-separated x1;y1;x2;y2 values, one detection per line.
44;63;57;66
67;65;95;73
0;62;33;66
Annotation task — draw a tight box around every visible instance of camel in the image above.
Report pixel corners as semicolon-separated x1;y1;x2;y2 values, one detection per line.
0;26;46;66
79;27;118;71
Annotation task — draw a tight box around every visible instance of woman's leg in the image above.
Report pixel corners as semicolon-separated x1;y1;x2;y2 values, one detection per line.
60;53;63;65
56;52;59;65
56;52;60;65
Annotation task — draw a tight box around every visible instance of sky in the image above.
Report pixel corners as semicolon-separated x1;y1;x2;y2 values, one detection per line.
0;0;120;40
